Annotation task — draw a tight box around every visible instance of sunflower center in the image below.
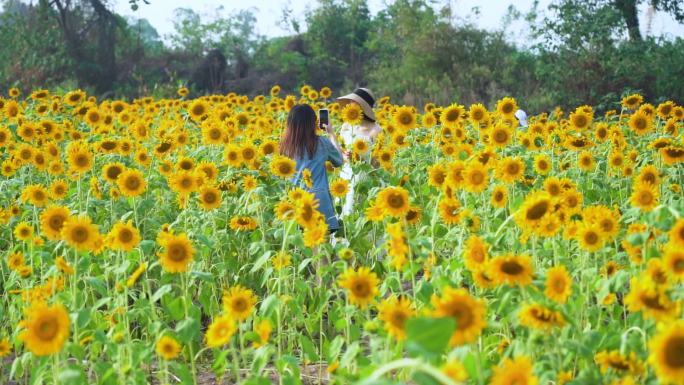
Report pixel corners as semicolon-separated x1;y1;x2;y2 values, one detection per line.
71;226;89;243
526;200;549;220
470;171;484;185
387;193;405;209
664;336;684;368
75;154;89;167
209;128;222;139
390;311;408;327
493;129;508;143
640;293;667;310
36;317;58;340
506;163;519;175
638;191;653;205
118;229;133;243
107;167;122;180
49;215;66;231
501;261;524;275
279;163;292;174
168;243;188;262
232;298;247;312
351;281;371;297
125;176;140;190
446;302;473;329
634;117;647;130
584;231;599;245
203;192;217;204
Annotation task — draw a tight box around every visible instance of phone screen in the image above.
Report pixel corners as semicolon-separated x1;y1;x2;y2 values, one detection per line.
319;109;329;129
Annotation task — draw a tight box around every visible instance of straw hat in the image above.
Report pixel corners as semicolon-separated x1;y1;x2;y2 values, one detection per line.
336;88;376;121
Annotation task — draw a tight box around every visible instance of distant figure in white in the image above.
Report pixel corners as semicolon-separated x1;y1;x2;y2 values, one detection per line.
336;88;382;217
515;109;528;128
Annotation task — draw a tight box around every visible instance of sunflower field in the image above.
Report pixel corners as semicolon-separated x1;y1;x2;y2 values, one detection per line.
0;86;683;385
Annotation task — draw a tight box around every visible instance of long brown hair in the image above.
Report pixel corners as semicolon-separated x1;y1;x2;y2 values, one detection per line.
280;104;318;159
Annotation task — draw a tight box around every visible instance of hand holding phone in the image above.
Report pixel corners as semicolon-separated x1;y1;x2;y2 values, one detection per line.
319;108;329;130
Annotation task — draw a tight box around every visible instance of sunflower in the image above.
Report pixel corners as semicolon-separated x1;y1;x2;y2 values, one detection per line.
515;191;553;231
330;179;349;198
230;216;258;231
188;100;209;121
636;165;661;186
440;104;465;128
67;145;93;174
270;155;296;179
102;162;125;183
576;223;604;252
21;184;49;207
496;97;517;118
393;106;417;130
338;266;380;309
469;103;489;124
271;251;292;270
404;206;422;224
544;265;572;303
533;154;551;175
107;220;141;252
624;277;681;321
197;161;219;182
630;182;660;212
489;356;538;385
431;287;486;346
378;296;414;341
518;303;566;331
438;197;461;225
18;302;70;356
205;314;236;348
40;205;70;241
629;110;654;136
661;146;684;165
7;252;24;271
463;161;489;193
594;350;644;376
463;235;489;271
648;320;684;384
156;335;181;360
303;223;327;247
427;163;447;188
198;185;222;210
621;93;643;109
157;233;195;273
169;170;200;196
488;254;534;287
663;246;684;282
376;186;410;217
490;124;513;148
496;157;525;184
668;219;684;249
222;286;257;321
117;168;147;197
61;215;100;252
341;103;363;125
0;338;10;358
491;185;508;208
569;110;591;131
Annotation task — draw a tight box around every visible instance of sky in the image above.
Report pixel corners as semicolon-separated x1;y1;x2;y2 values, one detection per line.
114;0;684;44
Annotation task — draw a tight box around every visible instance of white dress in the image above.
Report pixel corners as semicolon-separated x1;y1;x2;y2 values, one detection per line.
339;122;381;217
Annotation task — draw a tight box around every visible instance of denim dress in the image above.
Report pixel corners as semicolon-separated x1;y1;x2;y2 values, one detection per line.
292;136;344;230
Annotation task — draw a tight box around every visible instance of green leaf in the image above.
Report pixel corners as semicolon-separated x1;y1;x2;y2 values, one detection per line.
175;317;200;343
405;317;455;359
151;284;172;303
299;335;319;361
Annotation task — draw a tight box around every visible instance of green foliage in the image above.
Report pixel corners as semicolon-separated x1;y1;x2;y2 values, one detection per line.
0;0;683;110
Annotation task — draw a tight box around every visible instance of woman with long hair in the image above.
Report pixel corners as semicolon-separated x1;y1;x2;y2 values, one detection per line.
280;104;345;232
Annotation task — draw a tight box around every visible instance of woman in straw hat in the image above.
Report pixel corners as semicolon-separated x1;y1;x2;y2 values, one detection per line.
336;88;382;217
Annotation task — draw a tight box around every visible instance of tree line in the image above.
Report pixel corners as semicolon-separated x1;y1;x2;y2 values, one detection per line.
1;0;683;112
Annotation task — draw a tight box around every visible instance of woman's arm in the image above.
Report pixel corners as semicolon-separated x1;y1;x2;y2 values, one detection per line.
323;124;345;166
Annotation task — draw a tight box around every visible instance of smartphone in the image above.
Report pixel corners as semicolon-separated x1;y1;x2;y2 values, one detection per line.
319;108;329;129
